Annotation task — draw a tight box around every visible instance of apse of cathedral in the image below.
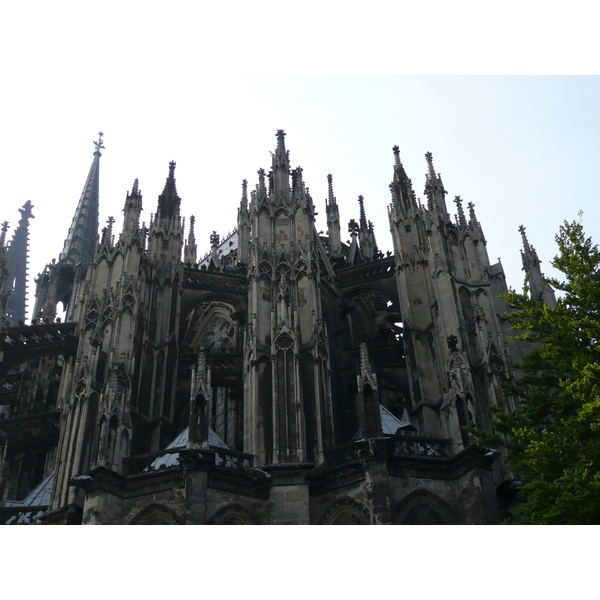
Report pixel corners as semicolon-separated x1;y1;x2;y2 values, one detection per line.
0;130;551;525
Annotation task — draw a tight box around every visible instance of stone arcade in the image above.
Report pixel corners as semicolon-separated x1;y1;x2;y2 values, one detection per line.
0;131;551;524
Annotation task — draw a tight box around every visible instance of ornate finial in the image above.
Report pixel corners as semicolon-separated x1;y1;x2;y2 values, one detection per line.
106;216;115;238
189;215;195;233
18;200;35;222
348;219;359;234
326;173;336;206
94;132;105;154
358;195;367;228
132;178;139;195
454;196;466;226
425;151;436;179
392;145;401;169
518;224;528;247
467;201;477;223
257;168;266;196
169;161;176;177
210;231;220;247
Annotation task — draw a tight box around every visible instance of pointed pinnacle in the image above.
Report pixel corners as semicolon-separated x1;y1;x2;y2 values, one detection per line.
392;145;401;169
358;195;367;228
454;196;466;225
276;129;286;152
94;132;105;154
467;201;477;223
518;225;530;250
425;151;436;179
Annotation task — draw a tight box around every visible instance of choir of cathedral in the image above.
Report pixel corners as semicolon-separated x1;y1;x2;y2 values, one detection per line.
0;131;552;524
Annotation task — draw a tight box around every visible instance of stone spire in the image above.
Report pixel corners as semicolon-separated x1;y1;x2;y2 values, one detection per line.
184;215;197;264
270;130;291;200
424;151;449;217
389;146;417;216
33;133;104;321
4;200;35;324
123;178;143;233
157;161;181;218
357;195;376;260
237;179;251;265
454;196;466;227
357;342;383;438
59;132;103;268
519;225;556;307
358;194;367;231
325;174;342;257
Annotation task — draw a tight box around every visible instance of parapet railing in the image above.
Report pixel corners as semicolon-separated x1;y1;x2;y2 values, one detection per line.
323;435;453;469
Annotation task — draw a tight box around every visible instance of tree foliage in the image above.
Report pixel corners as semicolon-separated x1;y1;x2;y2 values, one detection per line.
490;220;600;524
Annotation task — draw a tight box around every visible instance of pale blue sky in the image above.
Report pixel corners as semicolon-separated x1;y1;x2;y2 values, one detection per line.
1;5;598;319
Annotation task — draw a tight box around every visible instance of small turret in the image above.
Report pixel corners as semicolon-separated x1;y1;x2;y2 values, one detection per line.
184;215;197;265
424;151;449;217
356;342;383;438
357;195;376;260
123;178;143;233
271;130;291;200
519;225;556;307
325;173;342;256
157;161;181;218
389;146;418;218
4;200;35;324
454;196;467;227
237;179;250;265
348;219;361;265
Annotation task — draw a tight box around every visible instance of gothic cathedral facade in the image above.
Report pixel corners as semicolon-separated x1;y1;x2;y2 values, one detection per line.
0;131;548;524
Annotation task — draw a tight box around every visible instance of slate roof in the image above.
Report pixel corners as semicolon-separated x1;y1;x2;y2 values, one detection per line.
147;426;228;470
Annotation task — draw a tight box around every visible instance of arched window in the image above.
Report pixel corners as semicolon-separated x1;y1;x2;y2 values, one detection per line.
394;490;459;525
319;499;370;525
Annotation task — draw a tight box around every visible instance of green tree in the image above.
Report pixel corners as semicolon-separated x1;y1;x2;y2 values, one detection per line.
490;219;600;524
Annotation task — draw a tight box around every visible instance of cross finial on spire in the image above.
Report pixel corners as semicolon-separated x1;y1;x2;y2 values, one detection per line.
392;145;401;169
94;132;105;154
425;151;436;179
169;161;176;177
467;201;477;223
454;196;466;226
18;200;35;222
358;195;367;229
325;173;333;202
518;225;531;250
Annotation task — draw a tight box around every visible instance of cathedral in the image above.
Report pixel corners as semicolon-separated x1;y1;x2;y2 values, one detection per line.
0;131;550;525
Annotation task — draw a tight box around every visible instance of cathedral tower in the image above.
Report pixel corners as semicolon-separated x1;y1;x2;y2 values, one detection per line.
33;133;103;321
243;130;334;465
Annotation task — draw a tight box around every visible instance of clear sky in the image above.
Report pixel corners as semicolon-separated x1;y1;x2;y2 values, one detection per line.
2;4;598;322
